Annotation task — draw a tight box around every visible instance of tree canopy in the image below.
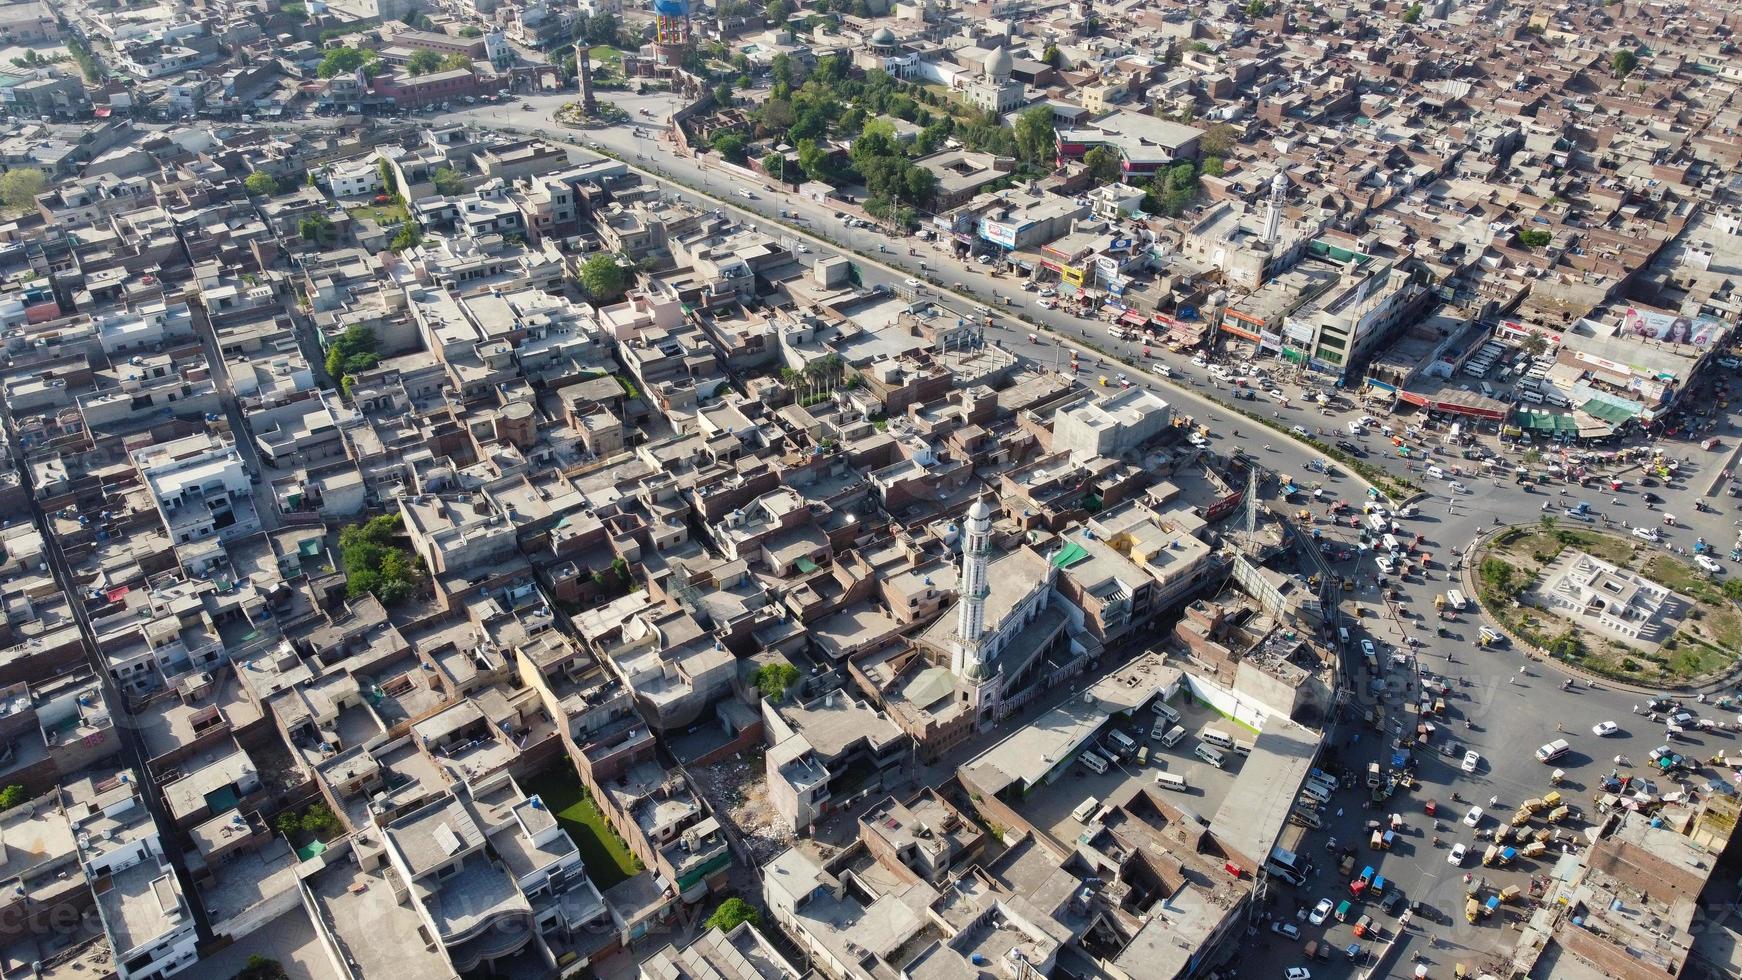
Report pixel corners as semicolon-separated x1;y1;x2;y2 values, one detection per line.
340;514;424;604
244;172;279;196
579;254;628;301
0;168;46;210
432;167;466;196
317;47;378;79
712;132;749;164
1082;146;1122;184
1610;49;1638;77
324;325;379;396
706;897;762;932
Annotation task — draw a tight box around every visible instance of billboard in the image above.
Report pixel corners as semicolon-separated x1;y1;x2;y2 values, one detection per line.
1498;318;1562;346
1620;307;1724;347
979;219;1020;249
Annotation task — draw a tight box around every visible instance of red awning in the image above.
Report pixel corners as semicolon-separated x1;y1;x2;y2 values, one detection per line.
1221;321;1262;342
93;107;111;117
105;586;130;602
1119;309;1147;326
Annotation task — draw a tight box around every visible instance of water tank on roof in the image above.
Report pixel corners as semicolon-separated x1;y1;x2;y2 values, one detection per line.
652;0;689;15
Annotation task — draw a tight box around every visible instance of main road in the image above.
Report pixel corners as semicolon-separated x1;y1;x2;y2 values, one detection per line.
449;100;1742;975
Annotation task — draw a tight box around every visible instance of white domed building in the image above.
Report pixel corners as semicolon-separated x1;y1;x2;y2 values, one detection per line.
963;46;1026;114
853;24;920;78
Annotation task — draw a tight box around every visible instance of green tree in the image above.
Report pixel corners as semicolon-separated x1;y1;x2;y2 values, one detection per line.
1245;0;1268;15
235;955;288;980
1520;333;1548;356
765;0;792;23
1199;123;1238;158
713;81;734;107
1610;49;1638;78
0;168;45;211
431;166;466;195
1721;578;1742;602
438;52;474;71
753;661;800;700
324;325;379;387
459;26;483;37
1083;146;1122;184
0;785;24;811
712;132;749;164
1202;156;1225;176
406;49;444;75
317;47;377;79
579;254;628;301
377;157;399;198
706;897;762;932
1042;44;1062;68
1013;105;1055;164
1403;3;1423;23
244;172;279;196
298;212;335;246
762;152;787;182
796;138;832;182
340;514;424;603
1517;228;1552;249
389;221;423;253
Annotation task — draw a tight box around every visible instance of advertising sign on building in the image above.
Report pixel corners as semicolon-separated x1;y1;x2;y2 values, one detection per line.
1498;318;1562;346
1619;308;1724;347
979;220;1020;249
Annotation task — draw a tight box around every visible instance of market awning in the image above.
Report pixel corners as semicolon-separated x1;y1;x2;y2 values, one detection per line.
1579;398;1636;425
1512;411;1579;435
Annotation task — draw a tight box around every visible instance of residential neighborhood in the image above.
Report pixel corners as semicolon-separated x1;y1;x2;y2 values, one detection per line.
0;1;1737;980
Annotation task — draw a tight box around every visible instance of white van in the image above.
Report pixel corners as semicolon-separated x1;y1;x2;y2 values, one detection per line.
1520;389;1545;404
1200;727;1235;749
1151;700;1181;726
1289;807;1322;829
1426;464;1445;479
1381;533;1401;554
1079;750;1109;774
1106;729;1136;757
1347;420;1363;436
1233;738;1255;757
1299;781;1331;804
1536;739;1570;763
1337;626;1350;646
1194;744;1226;769
1159;724;1187;748
1154;771;1188;792
1480;381;1495;397
1446;590;1467;611
1072;796;1101;822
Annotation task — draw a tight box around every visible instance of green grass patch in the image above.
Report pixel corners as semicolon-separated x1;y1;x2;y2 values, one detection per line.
1642;554;1725;605
1554;528;1637;567
346;201;409;227
589;45;624;65
522;765;643;889
1666;638;1732;678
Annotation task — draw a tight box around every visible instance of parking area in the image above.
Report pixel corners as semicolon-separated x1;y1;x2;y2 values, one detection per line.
1026;692;1249;843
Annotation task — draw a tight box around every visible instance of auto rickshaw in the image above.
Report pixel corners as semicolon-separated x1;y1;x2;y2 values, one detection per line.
1522;841;1547;859
1550;768;1565;785
1542;791;1562;809
1501;885;1522;904
1425;798;1438;817
1466;898;1480;923
1098;375;1109;386
1336;899;1352;922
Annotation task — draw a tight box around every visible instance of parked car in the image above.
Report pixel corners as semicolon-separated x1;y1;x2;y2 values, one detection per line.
1593;721;1620;737
1462;750;1481;773
1463;805;1484;827
1447;842;1468;865
1308;898;1333;925
1271;921;1301;940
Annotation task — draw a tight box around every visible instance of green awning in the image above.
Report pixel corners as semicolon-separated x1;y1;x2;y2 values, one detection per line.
1579;399;1635;425
296;840;328;862
299;538;321;557
794;556;819;573
1051;541;1089;568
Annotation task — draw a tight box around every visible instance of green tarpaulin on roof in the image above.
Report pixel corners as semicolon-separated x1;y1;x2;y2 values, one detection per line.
794;556;819;573
1051;541;1089;568
299;538;322;557
204;785;240;815
1579;399;1635;425
1512;411;1578;434
296;840;328;862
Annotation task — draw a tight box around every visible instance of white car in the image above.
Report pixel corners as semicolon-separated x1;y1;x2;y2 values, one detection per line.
1308;898;1333;925
1633;527;1660;542
737;190;754;199
1360;639;1376;659
1267;388;1285;399
1463;805;1484;828
1191;356;1208;367
1290;424;1310;437
1286;969;1312;980
1448;481;1468;494
975;254;993;265
1697;554;1723;574
1447;842;1468;866
903;278;921;288
1462;750;1481;773
1593;721;1620;737
1038;298;1056;309
1039;287;1057;297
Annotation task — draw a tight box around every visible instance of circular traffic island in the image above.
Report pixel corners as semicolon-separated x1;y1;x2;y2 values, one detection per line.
1470;520;1742;687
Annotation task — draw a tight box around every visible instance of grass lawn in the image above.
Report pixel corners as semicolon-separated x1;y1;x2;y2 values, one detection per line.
1553;528;1638;567
346;201;409;227
522;765;642;889
589;45;623;65
1641;553;1726;606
